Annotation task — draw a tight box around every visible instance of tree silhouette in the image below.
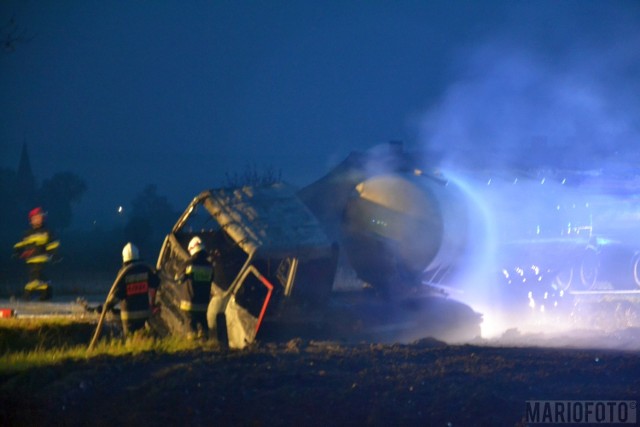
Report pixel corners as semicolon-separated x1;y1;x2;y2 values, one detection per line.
123;216;153;250
0;168;22;248
37;172;87;230
124;184;178;257
2;17;31;53
224;163;282;188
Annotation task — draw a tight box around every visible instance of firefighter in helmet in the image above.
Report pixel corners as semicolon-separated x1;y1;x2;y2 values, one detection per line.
13;207;59;300
105;242;160;336
176;236;214;339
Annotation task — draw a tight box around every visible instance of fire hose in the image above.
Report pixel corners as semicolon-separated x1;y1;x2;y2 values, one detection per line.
87;264;133;352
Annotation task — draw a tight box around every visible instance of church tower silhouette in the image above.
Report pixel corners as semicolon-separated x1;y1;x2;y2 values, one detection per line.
16;141;37;207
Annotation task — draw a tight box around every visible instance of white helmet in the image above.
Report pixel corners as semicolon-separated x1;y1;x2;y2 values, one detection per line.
188;236;204;256
122;242;140;263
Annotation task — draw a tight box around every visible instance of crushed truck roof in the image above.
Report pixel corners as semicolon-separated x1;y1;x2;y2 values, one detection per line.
191;182;334;259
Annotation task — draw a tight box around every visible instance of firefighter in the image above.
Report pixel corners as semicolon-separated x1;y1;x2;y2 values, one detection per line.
13;207;59;300
105;242;160;336
176;236;214;339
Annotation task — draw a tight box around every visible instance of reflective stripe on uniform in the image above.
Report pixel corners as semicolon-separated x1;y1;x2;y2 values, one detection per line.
120;309;150;320
26;255;50;264
46;241;60;250
179;300;208;312
18;232;51;246
24;280;49;291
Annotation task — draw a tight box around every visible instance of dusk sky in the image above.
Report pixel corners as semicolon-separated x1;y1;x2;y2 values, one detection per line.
2;1;639;228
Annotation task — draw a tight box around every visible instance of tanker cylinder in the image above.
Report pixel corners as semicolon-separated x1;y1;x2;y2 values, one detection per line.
341;173;469;294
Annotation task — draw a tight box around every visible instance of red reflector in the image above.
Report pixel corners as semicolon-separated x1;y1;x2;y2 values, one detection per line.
0;308;15;318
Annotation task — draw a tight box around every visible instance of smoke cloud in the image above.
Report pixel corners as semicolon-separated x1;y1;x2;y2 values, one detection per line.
419;37;640;172
416;8;640;349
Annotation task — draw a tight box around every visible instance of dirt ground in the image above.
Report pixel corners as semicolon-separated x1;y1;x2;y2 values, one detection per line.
1;336;639;427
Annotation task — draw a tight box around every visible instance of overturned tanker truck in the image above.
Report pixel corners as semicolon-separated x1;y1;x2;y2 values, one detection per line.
152;143;482;348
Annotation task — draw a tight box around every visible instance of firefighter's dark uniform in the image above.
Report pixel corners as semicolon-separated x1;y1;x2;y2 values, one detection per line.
177;250;213;338
13;222;59;300
108;262;160;336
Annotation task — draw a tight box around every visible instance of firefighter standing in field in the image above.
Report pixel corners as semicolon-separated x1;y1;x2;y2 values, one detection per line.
13;207;59;300
105;242;160;336
176;236;214;339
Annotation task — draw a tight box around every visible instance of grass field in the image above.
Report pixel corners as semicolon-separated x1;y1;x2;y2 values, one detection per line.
0;317;211;374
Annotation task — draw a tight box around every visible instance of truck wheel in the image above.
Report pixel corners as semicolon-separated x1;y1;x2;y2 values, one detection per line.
632;252;640;289
553;267;573;292
579;246;599;289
